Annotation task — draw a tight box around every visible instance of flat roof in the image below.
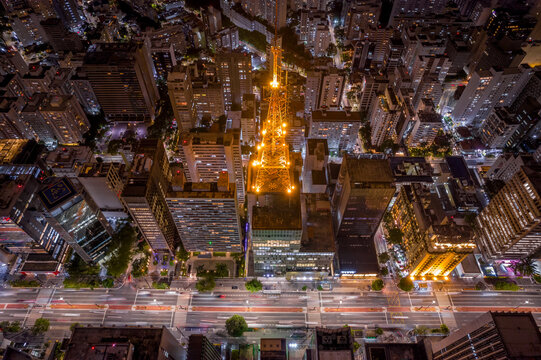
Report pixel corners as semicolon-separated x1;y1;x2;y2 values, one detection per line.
344;156;394;184
38;178;77;210
252;194;301;230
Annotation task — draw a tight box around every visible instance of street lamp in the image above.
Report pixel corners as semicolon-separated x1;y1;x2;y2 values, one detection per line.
339;300;343;309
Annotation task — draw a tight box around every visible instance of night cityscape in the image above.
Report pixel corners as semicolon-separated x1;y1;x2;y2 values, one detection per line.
0;0;541;359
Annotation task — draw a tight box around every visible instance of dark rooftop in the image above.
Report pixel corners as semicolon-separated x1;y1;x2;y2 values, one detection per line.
343;156;394;184
252;194;301;230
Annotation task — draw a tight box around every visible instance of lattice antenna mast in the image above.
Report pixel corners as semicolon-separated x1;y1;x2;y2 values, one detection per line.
251;0;293;194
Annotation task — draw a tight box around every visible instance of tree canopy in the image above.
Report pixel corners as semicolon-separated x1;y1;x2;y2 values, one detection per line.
225;315;248;337
245;278;263;293
387;228;404;245
398;277;414;292
105;225;137;278
32;318;50;335
371;279;384;291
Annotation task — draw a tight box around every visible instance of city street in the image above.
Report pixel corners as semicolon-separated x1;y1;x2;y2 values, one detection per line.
2;281;541;335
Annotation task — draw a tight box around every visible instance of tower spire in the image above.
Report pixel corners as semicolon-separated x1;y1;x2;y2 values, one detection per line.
251;0;293;194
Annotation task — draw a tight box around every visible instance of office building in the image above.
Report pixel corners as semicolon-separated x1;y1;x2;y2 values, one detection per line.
305;71;322;113
38;94;90;145
65;326;182;360
0;174;68;273
77;162;128;229
451;66;532;129
432;312;541;360
83;42;159;123
308;109;362;154
215;51;252;109
240;93;257;145
476;165;541;259
251;193;302;276
315;327;354;360
166;174;242;252
52;0;83;30
167;66;195;131
40;18;84;53
149;42;177;81
45;145;93;178
121;139;177;254
69;69;101;115
260;339;287;360
10;11;48;47
38;178;113;263
302;139;329;193
177;128;245;205
391;183;476;279
332;156;395;275
187;334;221;360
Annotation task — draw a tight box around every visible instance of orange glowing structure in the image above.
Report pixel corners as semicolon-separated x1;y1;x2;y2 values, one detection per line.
251;43;294;194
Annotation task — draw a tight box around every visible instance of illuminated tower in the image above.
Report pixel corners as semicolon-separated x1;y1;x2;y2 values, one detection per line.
251;45;294;194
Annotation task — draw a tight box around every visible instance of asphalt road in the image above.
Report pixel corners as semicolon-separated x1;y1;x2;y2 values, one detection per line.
1;282;541;333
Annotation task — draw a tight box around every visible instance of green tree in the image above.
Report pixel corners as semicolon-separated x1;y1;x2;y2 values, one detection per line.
387;228;404;245
398;277;414;292
513;257;538;277
245;278;263;293
225;315;248;337
0;321;21;333
175;246;190;262
301;285;307;291
131;257;149;278
440;324;450;334
414;326;428;335
215;263;229;278
317;285;323;291
196;275;216;292
32;318;50;335
371;279;384;291
105;225;137;278
380;267;389;276
378;252;390;263
70;322;80;332
375;327;384;335
326;43;337;57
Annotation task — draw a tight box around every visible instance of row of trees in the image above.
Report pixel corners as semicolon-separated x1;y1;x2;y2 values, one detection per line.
0;318;49;335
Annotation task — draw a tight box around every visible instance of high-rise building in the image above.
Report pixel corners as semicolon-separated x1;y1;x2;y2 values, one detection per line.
121;139;177;254
407;109;443;147
10;11;48;47
77;162;128;230
480;107;520;149
370;87;404;147
38;178;113;263
476;165;541;260
315;327;354;360
318;71;345;110
432;312;541;360
40;18;84;53
308;109;362;154
251;193;302;276
486;154;538;182
260;339;287;360
83;42;159;123
187;334;221;360
342;0;380;42
166;173;242;252
0;173;68;272
262;0;287;30
300;10;331;57
305;71;322;113
451;65;532;129
177;128;245;205
215;51;252;109
331;156;395;275
38;94;90;145
52;0;83;30
390;183;476;279
167;66;195;131
65;326;182;360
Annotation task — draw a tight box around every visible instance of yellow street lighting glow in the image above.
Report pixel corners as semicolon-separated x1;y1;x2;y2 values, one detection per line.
287;188;291;193
444;276;449;281
270;80;279;88
282;123;287;127
410;275;415;280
